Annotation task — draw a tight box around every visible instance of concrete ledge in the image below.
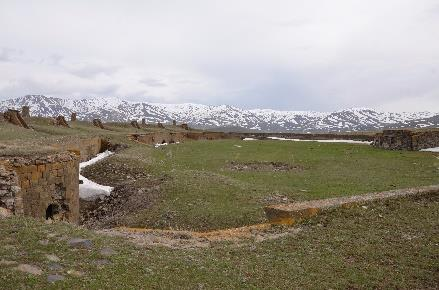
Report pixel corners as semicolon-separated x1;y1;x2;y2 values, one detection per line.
264;185;439;225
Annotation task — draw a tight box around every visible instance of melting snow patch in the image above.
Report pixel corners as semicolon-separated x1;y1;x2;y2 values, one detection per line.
420;147;439;152
267;137;371;144
234;145;242;148
243;138;257;141
79;151;114;201
155;143;168;148
154;142;180;148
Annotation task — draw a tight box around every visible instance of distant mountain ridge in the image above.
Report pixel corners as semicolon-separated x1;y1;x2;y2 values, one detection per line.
1;95;438;132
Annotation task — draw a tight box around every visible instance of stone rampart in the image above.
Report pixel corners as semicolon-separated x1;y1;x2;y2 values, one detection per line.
373;129;439;150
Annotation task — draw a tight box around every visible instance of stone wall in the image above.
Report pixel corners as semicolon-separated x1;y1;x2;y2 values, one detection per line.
373;129;439;150
52;137;108;162
0;152;80;223
130;131;237;144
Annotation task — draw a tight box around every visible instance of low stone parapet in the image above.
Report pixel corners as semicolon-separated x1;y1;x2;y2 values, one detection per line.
264;185;439;225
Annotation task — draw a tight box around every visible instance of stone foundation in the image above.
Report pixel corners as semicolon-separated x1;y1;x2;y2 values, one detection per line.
373;129;439;150
0;152;80;223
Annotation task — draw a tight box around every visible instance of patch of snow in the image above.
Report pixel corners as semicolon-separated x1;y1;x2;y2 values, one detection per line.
420;147;439;152
267;137;371;144
154;143;168;148
243;138;257;141
234;145;242;148
79;151;114;201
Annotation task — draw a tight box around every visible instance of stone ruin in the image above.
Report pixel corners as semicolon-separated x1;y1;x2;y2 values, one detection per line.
157;122;165;129
373;129;439;151
172;120;176;126
131;120;140;129
55;115;70;127
21;106;30;118
93;119;105;129
142;118;146;126
71;112;77;122
0;152;80;223
3;109;30;129
179;123;189;130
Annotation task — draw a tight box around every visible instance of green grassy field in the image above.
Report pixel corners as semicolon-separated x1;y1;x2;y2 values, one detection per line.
84;139;439;230
1;193;437;289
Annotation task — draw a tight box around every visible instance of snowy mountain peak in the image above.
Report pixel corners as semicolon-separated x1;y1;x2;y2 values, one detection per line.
1;95;438;132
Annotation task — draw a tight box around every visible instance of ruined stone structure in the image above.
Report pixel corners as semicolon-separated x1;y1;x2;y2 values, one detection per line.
55;116;69;127
131;120;140;129
157;122;165;129
179;123;189;130
0;152;80;223
93;119;105;129
142;118;146;125
172;120;176;126
21;106;30;118
373;129;439;150
3;109;30;129
71;112;77;122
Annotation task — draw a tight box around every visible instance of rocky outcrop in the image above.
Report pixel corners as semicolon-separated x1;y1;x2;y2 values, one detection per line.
71;112;77;122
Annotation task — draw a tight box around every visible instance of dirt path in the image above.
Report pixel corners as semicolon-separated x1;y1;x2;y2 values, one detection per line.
99;224;302;249
98;184;439;249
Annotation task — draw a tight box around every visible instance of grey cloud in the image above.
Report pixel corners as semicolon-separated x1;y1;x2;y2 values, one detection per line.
140;78;167;87
0;0;438;112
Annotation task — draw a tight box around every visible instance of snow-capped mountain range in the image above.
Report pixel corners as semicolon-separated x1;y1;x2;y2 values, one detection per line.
1;95;438;132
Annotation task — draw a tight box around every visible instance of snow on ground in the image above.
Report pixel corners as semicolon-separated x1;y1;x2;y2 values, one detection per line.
155;143;168;148
420;147;439;152
79;151;114;201
243;138;257;141
154;141;180;148
266;137;372;145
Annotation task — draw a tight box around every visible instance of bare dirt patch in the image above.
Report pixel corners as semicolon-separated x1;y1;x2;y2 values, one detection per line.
227;161;303;172
99;224;302;249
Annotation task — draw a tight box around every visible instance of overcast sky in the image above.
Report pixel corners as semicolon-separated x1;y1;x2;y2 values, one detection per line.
1;0;438;112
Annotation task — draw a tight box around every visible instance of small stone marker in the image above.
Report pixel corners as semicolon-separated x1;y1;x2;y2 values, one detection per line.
14;264;43;275
47;274;65;283
67;269;84;277
45;254;60;262
67;238;93;249
55;115;69;127
71;112;77;121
